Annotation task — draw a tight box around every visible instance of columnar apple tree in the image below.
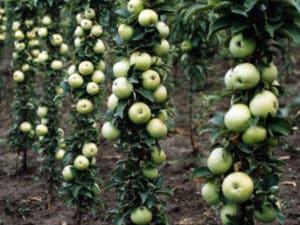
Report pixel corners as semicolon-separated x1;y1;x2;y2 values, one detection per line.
60;2;106;222
102;0;172;224
0;1;6;46
8;0;38;171
195;1;300;225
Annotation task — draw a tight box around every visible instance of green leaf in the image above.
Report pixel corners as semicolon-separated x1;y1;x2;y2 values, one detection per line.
193;167;212;178
269;118;291;136
209;15;233;37
281;24;300;43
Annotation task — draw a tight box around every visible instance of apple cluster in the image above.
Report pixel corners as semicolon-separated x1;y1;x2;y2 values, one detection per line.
202;33;281;224
0;6;6;44
102;0;170;224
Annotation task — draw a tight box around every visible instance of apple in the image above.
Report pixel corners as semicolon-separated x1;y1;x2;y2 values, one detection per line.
157;109;168;122
112;77;133;99
68;73;84;88
59;43;69;55
96;60;106;71
101;121;120;141
86;82;100;95
13;70;25;83
229;33;256;58
142;167;159;180
26;31;36;39
92;70;105;83
41;118;49;125
156;21;169;38
254;204;276;223
20;122;32;133
15;30;24;40
37;106;48;118
42;15;52;25
93;39;106;54
249;90;279;118
51;34;63;46
153;39;170;56
28;39;40;47
56;87;64;95
22;64;30;72
138;9;158;27
37;51;49;63
76;13;83;24
31;49;40;58
76;99;93;114
207;147;233;175
130;207;152;225
224;104;251;132
118;24;134;41
84;8;96;19
222;172;254;203
68;65;76;75
55;149;65;160
242;126;267;146
38;27;48;37
25;19;34;26
261;62;278;83
78;61;94;76
220;203;238;225
80;19;92;30
74;37;82;48
36;124;49;136
58;139;66;148
151;147;167;165
74;155;89;170
113;59;130;77
12;21;21;31
142;69;161;90
62;165;75;181
224;69;234;90
51;60;63;71
127;0;144;14
153;85;168;103
107;94;119;111
15;42;25;52
91;25;103;37
130;52;152;71
128;102;152;124
146;118;167;139
74;26;84;37
230;63;260;90
180;40;193;52
201;182;220;205
82;143;98;157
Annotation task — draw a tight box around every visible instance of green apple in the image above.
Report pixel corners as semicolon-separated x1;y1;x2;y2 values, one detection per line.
101;121;121;141
82;143;98;158
74;155;89;170
92;70;105;83
229;33;256;58
138;9;158;27
36;124;48;136
62;165;74;181
68;73;84;88
222;172;254;203
37;51;49;63
51;34;63;46
13;70;25;82
118;24;134;41
207;147;233;175
37;106;48;118
128;102;152;125
112;77;133;99
31;49;40;58
142;69;161;90
78;61;94;76
201;182;220;205
156;21;169;38
76;99;94;114
80;19;92;30
91;25;103;37
127;0;144;14
28;39;40;47
14;30;24;40
51;60;63;71
20;122;32;133
74;26;84;37
130;52;152;71
93;39;106;54
151;56;163;66
180;40;193;52
146;118;167;139
22;64;30;72
230;63;260;90
12;21;21;31
249;90;279;118
220;203;238;225
59;43;69;55
254;204;276;223
76;13;83;24
151;147;167;165
86;82;100;95
224;104;251;132
224;69;234;90
153;39;170;56
130;207;153;225
26;31;36;39
38;27;48;37
15;42;26;52
157;109;168;122
68;65;76;75
55;149;65;160
142;166;159;180
84;8;96;19
242;126;267;146
261;62;278;83
42;15;52;25
74;37;82;48
107;94;119;111
153;85;168;104
113;59;130;77
96;60;106;71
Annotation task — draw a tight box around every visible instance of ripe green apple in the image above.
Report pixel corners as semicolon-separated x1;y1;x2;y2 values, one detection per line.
96;60;106;71
154;39;170;56
51;60;63;71
220;203;238;225
118;24;134;41
26;30;36;40
91;25;103;37
153;85;168;104
74;37;82;48
230;63;260;90
28;39;40;47
138;9;158;27
130;52;152;71
249;90;279;118
222;172;254;203
62;165;74;181
151;147;167;165
36;124;49;136
78;61;94;76
142;166;159;180
93;39;106;54
130;207;153;225
68;73;84;88
74;155;90;170
14;30;24;40
201;182;220;205
55;149;65;160
151;56;163;66
82;143;98;158
31;49;40;58
254;204;276;223
107;94;119;111
229;33;256;58
42;15;52;25
13;70;25;83
146;118;167;139
37;106;48;118
157;109;168;122
20;122;32;133
207;147;233;175
180;40;193;52
128;102;152;125
15;42;26;52
261;62;278;83
92;70;105;83
224;69;234;90
80;19;92;30
101;121;121;141
113;59;130;77
51;34;63;46
224;104;251;132
127;0;144;14
142;69;161;90
37;51;49;63
86;82;100;95
59;43;69;55
68;65;76;75
242;126;267;146
76;99;94;114
22;64;30;72
156;21;169;38
74;26;84;37
84;8;96;19
76;13;83;24
12;21;21;31
112;77;133;99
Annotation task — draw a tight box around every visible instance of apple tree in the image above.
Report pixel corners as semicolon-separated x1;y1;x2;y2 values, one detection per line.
102;0;173;224
193;1;300;224
0;1;7;98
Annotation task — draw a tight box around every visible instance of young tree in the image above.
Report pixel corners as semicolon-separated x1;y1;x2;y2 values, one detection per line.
0;1;7;98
